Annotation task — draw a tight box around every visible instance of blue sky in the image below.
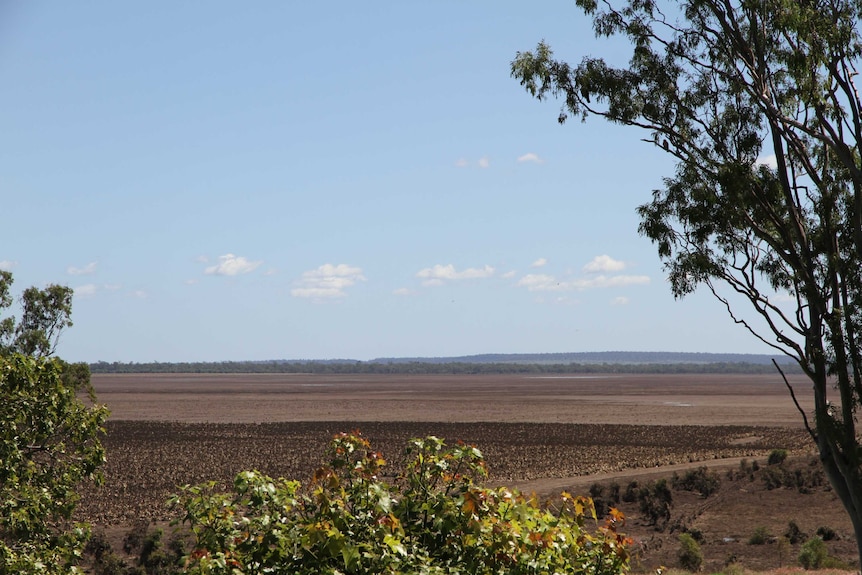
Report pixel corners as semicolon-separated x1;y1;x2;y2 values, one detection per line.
1;2;775;362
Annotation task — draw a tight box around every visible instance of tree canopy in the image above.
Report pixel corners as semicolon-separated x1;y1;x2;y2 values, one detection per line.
512;0;862;563
0;273;107;573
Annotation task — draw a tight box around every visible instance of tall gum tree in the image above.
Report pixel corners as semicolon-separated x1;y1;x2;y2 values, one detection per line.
512;0;862;562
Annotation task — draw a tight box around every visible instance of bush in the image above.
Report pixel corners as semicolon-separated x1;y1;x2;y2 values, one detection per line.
786;520;807;544
638;479;673;529
678;532;703;571
798;537;828;569
748;526;770;545
172;432;632;575
768;449;788;465
671;467;721;497
816;526;838;541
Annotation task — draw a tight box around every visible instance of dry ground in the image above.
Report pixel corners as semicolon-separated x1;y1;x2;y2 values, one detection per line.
80;372;857;572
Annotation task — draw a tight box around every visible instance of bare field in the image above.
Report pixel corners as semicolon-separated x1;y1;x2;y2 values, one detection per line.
91;372;814;426
82;372;815;523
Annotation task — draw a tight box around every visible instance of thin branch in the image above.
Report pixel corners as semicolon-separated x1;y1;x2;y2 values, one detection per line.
773;358;816;441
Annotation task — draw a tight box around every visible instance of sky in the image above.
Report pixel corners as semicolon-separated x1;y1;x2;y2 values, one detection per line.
0;2;780;362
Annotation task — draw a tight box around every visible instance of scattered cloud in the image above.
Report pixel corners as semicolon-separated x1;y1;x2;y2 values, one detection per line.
291;263;366;299
130;290;147;299
517;152;544;164
68;261;98;276
392;287;414;296
74;284;97;297
757;154;778;169
0;260;17;271
103;284;122;291
204;253;262;276
583;255;626;273
530;257;547;268
416;264;495;286
455;157;492;169
501;270;517;279
263;268;277;276
195;255;210;263
184;279;198;286
611;296;630;306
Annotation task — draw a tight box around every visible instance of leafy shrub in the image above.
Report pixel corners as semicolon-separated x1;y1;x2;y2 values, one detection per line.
678;532;703;572
785;520;807;544
671;467;721;497
816;526;838;541
767;449;788;465
0;354;109;574
798;537;828;569
171;432;632;575
796;536;848;569
637;479;673;530
748;526;770;545
761;462;825;493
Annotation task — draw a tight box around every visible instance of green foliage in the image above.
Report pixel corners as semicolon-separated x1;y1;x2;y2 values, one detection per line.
0;271;73;358
748;526;770;545
0;354;109;574
171;432;632;575
798;537;829;569
767;449;788;466
671;467;720;498
677;532;703;572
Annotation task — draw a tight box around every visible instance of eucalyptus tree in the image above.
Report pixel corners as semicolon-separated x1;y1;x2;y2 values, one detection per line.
512;0;862;560
0;270;73;357
0;272;107;573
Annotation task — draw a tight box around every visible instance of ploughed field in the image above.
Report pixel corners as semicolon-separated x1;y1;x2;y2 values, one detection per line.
81;372;815;525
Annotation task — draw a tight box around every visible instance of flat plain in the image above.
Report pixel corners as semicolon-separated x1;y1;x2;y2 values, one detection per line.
81;371;856;571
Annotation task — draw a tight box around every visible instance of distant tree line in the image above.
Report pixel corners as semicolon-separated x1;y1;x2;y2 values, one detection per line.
88;360;800;375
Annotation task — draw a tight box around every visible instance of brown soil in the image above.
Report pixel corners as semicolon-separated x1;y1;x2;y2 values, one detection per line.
80;372;857;572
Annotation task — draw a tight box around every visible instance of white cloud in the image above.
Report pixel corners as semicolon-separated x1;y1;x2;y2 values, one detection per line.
416;264;495;286
517;274;564;292
0;260;17;271
184;279;198;285
478;156;490;169
291;263;366;299
392;287;414;296
501;270;517;279
517;152;544;164
263;268;277;276
131;290;147;299
195;255;210;263
517;273;649;292
583;255;626;273
68;261;98;276
530;257;547;268
611;296;630;306
757;154;778;169
454;158;469;168
74;284;97;297
103;284;122;291
204;253;262;276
